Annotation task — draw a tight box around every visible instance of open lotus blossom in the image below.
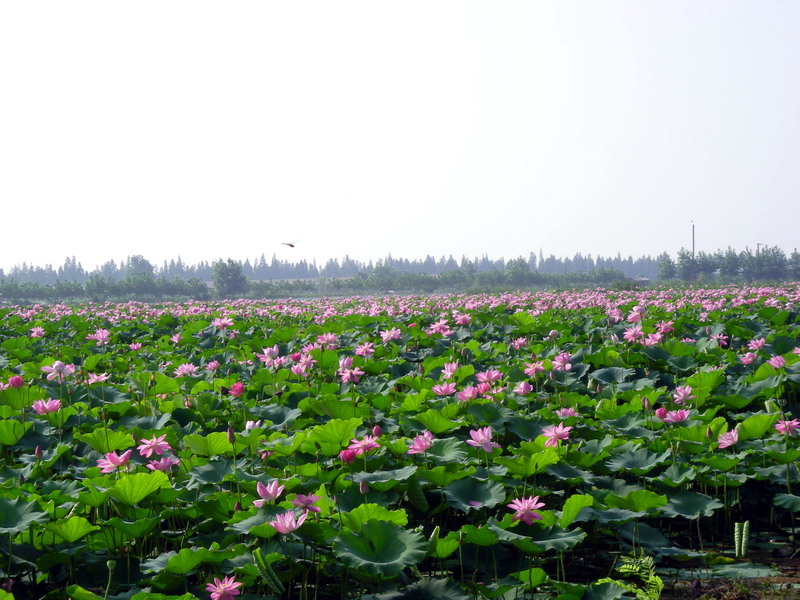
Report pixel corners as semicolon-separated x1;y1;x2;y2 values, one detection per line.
291;493;321;513
476;368;502;384
348;434;380;456
767;355;786;369
173;363;198;377
146;456;180;472
551;352;573;372
245;420;262;431
254;480;285;506
86;328;111;345
128;342;142;351
710;333;728;347
227;382;246;397
623;325;644;343
775;419;800;436
457;386;479;402
97;450;132;474
608;308;624;323
513;381;533;395
441;362;459;379
555;407;580;419
87;373;109;384
137;434;172;458
524;361;545;376
339;367;364;384
30;326;46;338
655;408;691;423
627;305;646;323
354;342;374;356
380;328;402;342
205;575;243;600
269;510;307;534
740;352;758;365
656;320;675;334
673;386;695;405
542;422;571;448
466;426;501;453
211;317;234;329
432;382;457;396
32;399;61;415
717;429;738;449
41;361;76;382
510;337;527;349
407;430;434;454
747;337;766;351
507;495;546;525
170;333;182;344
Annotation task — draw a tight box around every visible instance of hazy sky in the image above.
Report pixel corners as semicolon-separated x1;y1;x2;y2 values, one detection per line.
1;1;798;273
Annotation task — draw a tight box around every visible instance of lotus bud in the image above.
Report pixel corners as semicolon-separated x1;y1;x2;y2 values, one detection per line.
34;445;43;459
641;397;651;410
227;426;236;444
359;482;369;494
234;501;242;512
107;560;116;570
706;427;713;438
18;474;25;485
9;375;24;389
372;425;382;437
290;352;302;362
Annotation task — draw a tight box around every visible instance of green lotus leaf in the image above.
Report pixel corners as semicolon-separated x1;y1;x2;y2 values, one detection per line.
66;585;104;600
183;431;233;457
560;494;594;528
339;503;408;531
105;516;161;539
591;367;635;386
418;465;474;487
656;463;697;487
0;497;47;534
605;490;667;513
43;516;100;543
662;491;723;519
352;466;418;490
774;493;800;512
443;479;505;512
605;448;671;474
511;567;548;589
424;437;467;465
75;428;135;454
333;520;426;577
370;577;469;600
458;524;498;546
308;418;362;455
109;471;170;505
737;413;778;441
467;403;514;430
0;420;31;446
411;409;461;434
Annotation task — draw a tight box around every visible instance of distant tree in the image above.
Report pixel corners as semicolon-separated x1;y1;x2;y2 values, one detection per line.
657;252;677;280
718;248;740;279
695;251;717;278
676;248;697;281
789;249;800;280
506;257;531;286
212;259;248;298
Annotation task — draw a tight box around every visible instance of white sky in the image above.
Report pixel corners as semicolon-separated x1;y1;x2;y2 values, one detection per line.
1;1;798;272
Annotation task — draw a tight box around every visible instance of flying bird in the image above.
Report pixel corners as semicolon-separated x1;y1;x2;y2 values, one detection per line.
281;241;297;248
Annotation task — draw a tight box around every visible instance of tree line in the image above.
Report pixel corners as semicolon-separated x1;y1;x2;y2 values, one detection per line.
0;246;797;302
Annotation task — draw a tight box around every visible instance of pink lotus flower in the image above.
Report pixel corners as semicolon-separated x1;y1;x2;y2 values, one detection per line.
623;325;643;344
513;381;533;395
173;363;198;377
355;342;374;356
30;326;45;338
542;422;571;448
441;362;459;379
432;382;457;396
655;408;691;423
717;429;738;449
524;361;544;377
551;352;573;372
348;435;380;456
555;407;579;419
656;320;675;335
137;434;172;458
673;386;695;405
128;342;142;351
775;419;800;436
747;338;766;351
608;308;623;323
476;369;502;384
87;373;109;385
507;495;546;525
407;431;434;455
380;328;402;343
510;337;528;349
32;398;61;415
254;480;285;507
211;317;234;329
269;510;307;534
291;493;321;513
228;382;246;398
41;361;76;382
97;450;132;474
86;328;111;345
8;375;24;389
339;367;364;384
170;333;182;344
146;456;180;472
740;352;758;365
768;355;786;369
205;360;220;371
245;420;262;430
710;333;729;347
466;426;501;453
457;386;479;402
339;448;358;463
205;575;243;600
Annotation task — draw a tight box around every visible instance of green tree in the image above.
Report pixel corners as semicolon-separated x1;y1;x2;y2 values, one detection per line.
213;259;249;298
656;252;677;280
676;248;697;281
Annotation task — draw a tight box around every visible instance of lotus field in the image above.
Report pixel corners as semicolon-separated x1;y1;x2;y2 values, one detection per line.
2;286;800;600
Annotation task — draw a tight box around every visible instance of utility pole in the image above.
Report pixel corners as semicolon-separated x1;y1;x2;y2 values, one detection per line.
756;243;764;255
691;221;695;259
